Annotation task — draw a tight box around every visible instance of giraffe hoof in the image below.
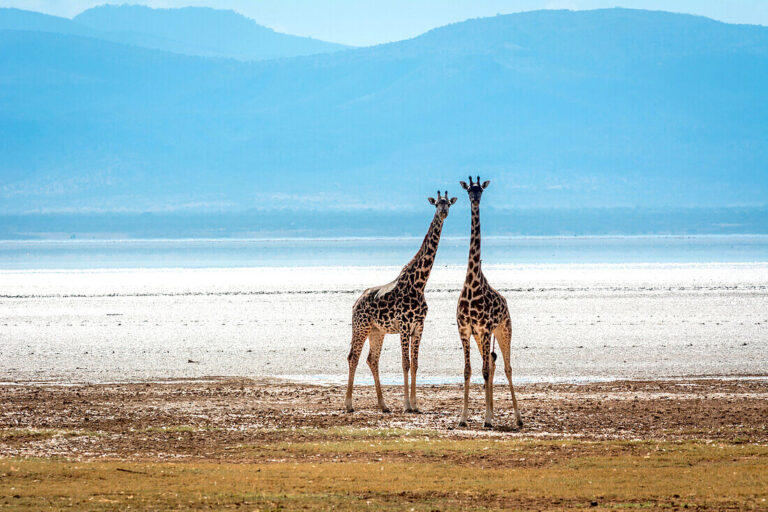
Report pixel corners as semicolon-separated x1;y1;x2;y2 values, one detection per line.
409;408;422;414
381;407;392;414
483;422;493;429
345;407;355;413
516;418;524;428
458;421;468;428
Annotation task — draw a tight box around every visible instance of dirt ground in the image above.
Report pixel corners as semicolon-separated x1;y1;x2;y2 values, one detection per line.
1;377;766;461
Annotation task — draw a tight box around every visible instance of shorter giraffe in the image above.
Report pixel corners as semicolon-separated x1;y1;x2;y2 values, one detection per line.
345;191;457;413
456;176;523;428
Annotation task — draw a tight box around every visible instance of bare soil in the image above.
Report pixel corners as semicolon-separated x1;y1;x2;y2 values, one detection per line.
1;378;766;461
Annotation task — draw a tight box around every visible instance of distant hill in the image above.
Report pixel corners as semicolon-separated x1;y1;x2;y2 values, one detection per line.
0;8;766;223
0;8;85;34
73;5;350;60
0;6;349;60
0;7;224;58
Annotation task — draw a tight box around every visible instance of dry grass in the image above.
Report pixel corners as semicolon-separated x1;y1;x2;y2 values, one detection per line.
2;379;766;509
2;438;767;511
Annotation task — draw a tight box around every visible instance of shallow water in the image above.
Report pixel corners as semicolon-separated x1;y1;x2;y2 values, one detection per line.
2;235;768;269
1;263;766;384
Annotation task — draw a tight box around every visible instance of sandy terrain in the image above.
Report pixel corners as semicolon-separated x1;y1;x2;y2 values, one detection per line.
2;378;766;461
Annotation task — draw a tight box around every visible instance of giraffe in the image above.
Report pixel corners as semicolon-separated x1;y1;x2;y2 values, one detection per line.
345;190;457;413
456;176;523;428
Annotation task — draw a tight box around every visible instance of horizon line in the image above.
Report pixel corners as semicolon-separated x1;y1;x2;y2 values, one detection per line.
3;4;766;48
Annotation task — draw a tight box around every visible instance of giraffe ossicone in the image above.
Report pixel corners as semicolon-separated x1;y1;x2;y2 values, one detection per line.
345;190;457;413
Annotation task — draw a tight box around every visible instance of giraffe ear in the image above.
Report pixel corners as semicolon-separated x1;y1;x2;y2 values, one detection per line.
460;181;469;190
428;197;436;205
481;180;490;189
450;197;458;205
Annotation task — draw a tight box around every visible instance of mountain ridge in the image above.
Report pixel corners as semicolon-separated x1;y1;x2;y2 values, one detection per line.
0;5;349;60
73;4;350;60
1;8;766;217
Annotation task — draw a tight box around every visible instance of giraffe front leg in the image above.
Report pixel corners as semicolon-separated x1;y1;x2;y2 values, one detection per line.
409;323;424;413
480;332;494;428
399;332;412;412
458;325;471;427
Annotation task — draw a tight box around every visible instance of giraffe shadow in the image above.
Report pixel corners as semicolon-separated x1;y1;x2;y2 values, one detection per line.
493;424;523;433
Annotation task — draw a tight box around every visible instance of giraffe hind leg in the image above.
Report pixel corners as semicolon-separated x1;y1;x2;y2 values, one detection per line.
408;323;424;413
399;332;412;412
477;331;494;428
345;323;371;413
495;319;523;428
489;334;496;416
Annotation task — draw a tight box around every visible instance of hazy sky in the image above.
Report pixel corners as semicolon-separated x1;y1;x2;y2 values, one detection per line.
3;0;768;45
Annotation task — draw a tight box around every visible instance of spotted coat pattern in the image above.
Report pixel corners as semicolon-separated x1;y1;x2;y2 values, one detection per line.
345;193;456;413
456;177;523;428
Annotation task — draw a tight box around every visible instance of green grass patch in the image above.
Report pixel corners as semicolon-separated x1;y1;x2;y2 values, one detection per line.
259;425;437;439
236;435;768;463
0;428;100;441
140;425;222;433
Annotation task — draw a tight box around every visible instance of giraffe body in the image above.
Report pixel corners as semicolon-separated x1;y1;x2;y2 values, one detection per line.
345;192;456;413
456;176;523;428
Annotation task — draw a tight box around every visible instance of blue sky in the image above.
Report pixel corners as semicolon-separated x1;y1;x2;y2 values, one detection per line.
3;0;768;45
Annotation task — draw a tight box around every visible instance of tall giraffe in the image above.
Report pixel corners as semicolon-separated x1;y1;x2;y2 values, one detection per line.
345;191;457;413
456;176;523;428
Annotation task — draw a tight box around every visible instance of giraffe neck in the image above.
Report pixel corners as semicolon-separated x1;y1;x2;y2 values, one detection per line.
399;212;444;292
467;202;482;277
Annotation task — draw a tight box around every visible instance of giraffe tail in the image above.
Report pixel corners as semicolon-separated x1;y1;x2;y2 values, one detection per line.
491;334;497;362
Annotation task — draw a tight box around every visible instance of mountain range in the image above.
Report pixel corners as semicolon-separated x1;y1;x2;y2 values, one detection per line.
0;6;349;60
0;6;767;236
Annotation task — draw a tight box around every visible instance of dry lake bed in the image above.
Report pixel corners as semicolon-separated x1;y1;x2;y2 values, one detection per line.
1;263;766;384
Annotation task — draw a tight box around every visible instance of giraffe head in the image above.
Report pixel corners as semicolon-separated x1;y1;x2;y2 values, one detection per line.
460;175;490;205
428;190;458;220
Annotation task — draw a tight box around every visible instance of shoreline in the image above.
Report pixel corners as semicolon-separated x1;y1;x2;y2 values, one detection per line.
4;233;768;243
3;236;767;271
3;259;768;274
